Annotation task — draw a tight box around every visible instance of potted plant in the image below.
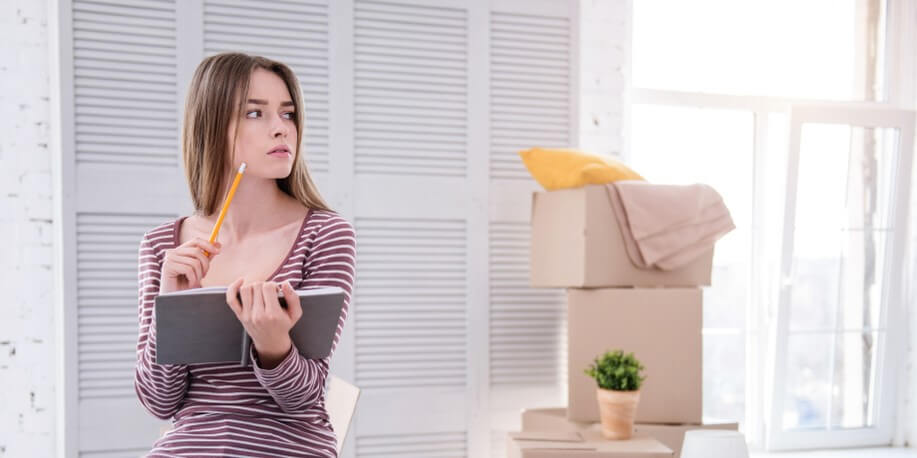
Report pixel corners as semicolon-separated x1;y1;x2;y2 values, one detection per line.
584;349;646;440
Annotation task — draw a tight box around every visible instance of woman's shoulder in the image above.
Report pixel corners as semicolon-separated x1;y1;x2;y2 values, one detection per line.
304;209;355;247
306;209;354;233
140;217;181;253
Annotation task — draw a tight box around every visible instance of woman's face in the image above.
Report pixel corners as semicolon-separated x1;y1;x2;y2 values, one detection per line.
227;68;298;177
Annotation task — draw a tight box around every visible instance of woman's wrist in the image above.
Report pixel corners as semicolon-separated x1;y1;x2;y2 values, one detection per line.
253;336;293;369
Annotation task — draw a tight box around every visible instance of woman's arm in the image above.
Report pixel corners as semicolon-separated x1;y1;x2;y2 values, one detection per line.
251;215;356;414
133;231;190;420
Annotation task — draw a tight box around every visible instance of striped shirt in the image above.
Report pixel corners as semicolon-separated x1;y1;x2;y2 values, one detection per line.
135;209;356;457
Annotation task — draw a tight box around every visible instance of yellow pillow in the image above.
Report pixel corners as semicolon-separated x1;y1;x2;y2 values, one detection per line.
518;147;645;190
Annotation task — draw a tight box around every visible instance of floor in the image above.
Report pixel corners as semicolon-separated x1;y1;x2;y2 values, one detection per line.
750;447;916;457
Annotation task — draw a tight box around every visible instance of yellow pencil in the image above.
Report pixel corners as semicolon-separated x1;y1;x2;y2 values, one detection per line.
204;162;246;257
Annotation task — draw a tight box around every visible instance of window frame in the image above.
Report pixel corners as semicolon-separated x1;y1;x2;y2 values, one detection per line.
767;103;914;450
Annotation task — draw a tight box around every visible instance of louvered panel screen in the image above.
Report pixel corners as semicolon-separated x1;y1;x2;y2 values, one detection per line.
356;431;467;457
72;0;178;167
202;0;331;173
354;0;467;177
354;218;467;389
77;213;175;399
489;11;571;179
489;222;566;386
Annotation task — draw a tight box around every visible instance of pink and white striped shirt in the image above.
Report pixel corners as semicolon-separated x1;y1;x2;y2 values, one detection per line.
135;209;356;457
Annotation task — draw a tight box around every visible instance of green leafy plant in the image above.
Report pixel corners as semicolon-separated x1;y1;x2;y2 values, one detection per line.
584;349;646;391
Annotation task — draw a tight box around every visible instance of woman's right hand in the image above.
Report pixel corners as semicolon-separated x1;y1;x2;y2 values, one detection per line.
160;237;221;294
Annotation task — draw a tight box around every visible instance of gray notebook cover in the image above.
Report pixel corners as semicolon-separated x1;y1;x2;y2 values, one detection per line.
154;286;345;365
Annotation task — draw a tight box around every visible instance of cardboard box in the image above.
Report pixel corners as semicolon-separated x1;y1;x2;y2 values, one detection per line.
530;185;714;288
507;430;673;458
634;423;739;458
521;407;738;458
568;288;702;424
522;407;592;432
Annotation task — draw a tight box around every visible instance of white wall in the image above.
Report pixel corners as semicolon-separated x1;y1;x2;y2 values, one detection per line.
578;0;630;158
0;1;630;456
0;0;56;457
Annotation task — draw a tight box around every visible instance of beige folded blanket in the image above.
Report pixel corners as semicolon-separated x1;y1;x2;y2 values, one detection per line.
606;181;735;270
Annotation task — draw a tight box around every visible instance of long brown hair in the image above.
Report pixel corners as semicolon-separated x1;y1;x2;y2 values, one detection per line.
181;52;331;215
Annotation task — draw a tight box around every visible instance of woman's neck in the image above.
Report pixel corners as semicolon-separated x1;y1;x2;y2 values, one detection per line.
203;175;298;242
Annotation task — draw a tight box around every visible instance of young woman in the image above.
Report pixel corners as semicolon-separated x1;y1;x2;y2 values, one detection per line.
134;52;355;457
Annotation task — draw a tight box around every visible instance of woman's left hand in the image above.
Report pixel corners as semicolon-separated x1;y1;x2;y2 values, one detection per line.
226;279;304;366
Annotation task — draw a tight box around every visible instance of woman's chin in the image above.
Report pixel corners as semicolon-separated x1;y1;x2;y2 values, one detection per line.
244;162;293;178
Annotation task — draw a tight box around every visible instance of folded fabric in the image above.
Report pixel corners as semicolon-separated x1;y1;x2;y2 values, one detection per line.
518;147;644;191
606;181;735;271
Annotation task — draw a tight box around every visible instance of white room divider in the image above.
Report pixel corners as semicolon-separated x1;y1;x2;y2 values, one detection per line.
52;1;578;456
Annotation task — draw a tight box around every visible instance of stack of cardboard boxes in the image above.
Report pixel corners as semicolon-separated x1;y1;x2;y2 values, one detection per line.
507;185;738;458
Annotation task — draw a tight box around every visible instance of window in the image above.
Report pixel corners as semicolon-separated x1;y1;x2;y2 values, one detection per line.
768;106;913;449
634;0;886;101
631;0;912;450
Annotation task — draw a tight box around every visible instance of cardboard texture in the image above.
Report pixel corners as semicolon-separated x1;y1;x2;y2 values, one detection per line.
522;407;598;433
530;185;713;288
634;423;739;458
521;407;737;458
567;288;702;424
508;430;673;458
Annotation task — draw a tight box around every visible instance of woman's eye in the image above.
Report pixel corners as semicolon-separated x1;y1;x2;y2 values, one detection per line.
245;110;294;120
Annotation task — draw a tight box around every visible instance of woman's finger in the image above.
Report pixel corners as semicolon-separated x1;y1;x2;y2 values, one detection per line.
181;255;204;286
174;246;212;275
225;278;244;317
262;282;281;317
240;282;254;322
171;250;204;283
168;257;199;287
188;237;221;256
174;245;218;267
174;240;220;266
251;282;265;323
281;281;302;324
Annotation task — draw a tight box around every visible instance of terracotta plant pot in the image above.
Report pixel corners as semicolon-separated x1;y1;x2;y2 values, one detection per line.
596;388;640;440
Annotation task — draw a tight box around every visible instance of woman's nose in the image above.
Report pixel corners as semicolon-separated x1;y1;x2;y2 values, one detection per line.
271;115;288;138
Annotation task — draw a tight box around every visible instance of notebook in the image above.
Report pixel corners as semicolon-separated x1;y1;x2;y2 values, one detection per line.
154;285;345;366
